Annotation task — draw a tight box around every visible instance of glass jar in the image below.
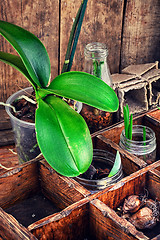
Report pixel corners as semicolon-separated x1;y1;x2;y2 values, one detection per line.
75;149;123;193
119;125;156;164
81;42;113;133
84;42;113;87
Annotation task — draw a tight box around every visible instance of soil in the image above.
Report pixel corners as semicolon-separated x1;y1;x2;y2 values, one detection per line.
12;92;79;123
79;163;110;180
12;91;36;123
80;104;113;133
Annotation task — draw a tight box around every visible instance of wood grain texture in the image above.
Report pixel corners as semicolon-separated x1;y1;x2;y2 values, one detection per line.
90;199;148;240
39;160;91;209
29;198;90;240
0;207;37;239
60;0;124;74
0;159;40;209
0;145;18;175
0;0;59;102
121;0;160;70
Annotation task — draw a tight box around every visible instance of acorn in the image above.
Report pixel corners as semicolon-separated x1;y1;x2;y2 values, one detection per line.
129;207;157;230
123;195;141;214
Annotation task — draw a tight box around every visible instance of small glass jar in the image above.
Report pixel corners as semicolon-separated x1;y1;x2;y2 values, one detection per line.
75;149;123;193
81;42;113;133
119;125;156;164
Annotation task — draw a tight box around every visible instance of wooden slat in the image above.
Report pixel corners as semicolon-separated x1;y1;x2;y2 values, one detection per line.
121;0;160;70
0;159;40;209
0;109;14;146
90;199;148;240
0;0;59;102
0;145;18;175
39;160;91;209
0;207;37;240
28;198;90;240
60;0;124;74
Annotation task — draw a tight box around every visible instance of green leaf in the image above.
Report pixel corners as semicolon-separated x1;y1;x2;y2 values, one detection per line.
0;20;51;88
0;51;36;88
35;95;93;177
47;71;119;112
128;113;133;140
123;105;129;138
143;126;146;146
108;151;121;177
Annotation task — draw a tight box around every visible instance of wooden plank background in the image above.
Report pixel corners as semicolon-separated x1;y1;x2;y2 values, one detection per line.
0;0;160;102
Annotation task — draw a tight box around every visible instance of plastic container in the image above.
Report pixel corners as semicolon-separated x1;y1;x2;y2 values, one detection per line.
5;87;40;164
119;125;156;164
75;149;123;193
81;42;113;133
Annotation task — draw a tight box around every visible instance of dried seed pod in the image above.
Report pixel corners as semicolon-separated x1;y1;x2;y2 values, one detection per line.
123;195;141;214
129;207;157;229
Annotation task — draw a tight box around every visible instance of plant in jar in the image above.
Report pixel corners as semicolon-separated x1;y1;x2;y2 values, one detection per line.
0;8;119;176
120;104;156;164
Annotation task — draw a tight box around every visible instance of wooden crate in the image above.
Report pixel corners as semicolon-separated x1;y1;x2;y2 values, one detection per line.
89;160;160;240
0;108;160;239
0;156;92;239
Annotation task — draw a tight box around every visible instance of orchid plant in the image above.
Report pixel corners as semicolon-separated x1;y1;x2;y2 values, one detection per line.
0;16;119;177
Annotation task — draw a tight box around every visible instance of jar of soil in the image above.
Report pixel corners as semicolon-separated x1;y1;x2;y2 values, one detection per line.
119;125;156;164
75;149;123;193
80;42;113;133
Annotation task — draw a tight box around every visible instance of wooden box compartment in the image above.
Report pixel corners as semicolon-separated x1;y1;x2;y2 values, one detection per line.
0;158;92;239
93;110;160;160
89;160;160;240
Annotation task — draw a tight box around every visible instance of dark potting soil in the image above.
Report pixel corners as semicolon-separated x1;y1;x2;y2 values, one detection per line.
5;192;61;227
79;163;110;180
12;93;36;123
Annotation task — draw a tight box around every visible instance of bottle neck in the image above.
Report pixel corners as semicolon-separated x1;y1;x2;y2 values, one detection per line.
84;42;108;61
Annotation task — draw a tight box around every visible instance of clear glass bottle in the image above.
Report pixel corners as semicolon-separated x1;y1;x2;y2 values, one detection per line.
75;149;123;193
119;125;156;164
81;42;113;133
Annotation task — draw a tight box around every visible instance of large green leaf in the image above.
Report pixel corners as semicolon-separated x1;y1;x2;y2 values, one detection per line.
0;51;36;88
35;94;93;177
47;71;119;112
0;20;50;88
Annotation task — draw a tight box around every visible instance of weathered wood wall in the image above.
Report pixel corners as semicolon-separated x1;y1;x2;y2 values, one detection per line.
0;0;160;102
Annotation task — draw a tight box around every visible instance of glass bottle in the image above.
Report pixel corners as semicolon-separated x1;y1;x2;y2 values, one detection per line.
119;125;156;164
75;149;123;193
81;42;113;133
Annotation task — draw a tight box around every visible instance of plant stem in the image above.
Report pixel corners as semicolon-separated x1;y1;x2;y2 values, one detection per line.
61;1;83;73
143;126;146;145
67;0;88;72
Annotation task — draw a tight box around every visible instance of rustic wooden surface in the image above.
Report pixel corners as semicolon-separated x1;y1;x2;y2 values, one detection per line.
39;159;91;209
0;159;40;209
0;207;37;239
90;199;148;240
121;0;160;70
0;0;159;102
60;0;124;74
0;108;14;146
29;198;90;240
89;160;160;240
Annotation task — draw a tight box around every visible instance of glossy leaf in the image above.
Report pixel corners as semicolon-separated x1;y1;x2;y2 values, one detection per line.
128;113;133;140
108;151;121;177
35;94;93;177
0;51;36;88
47;71;119;112
123;104;129;138
0;20;50;88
